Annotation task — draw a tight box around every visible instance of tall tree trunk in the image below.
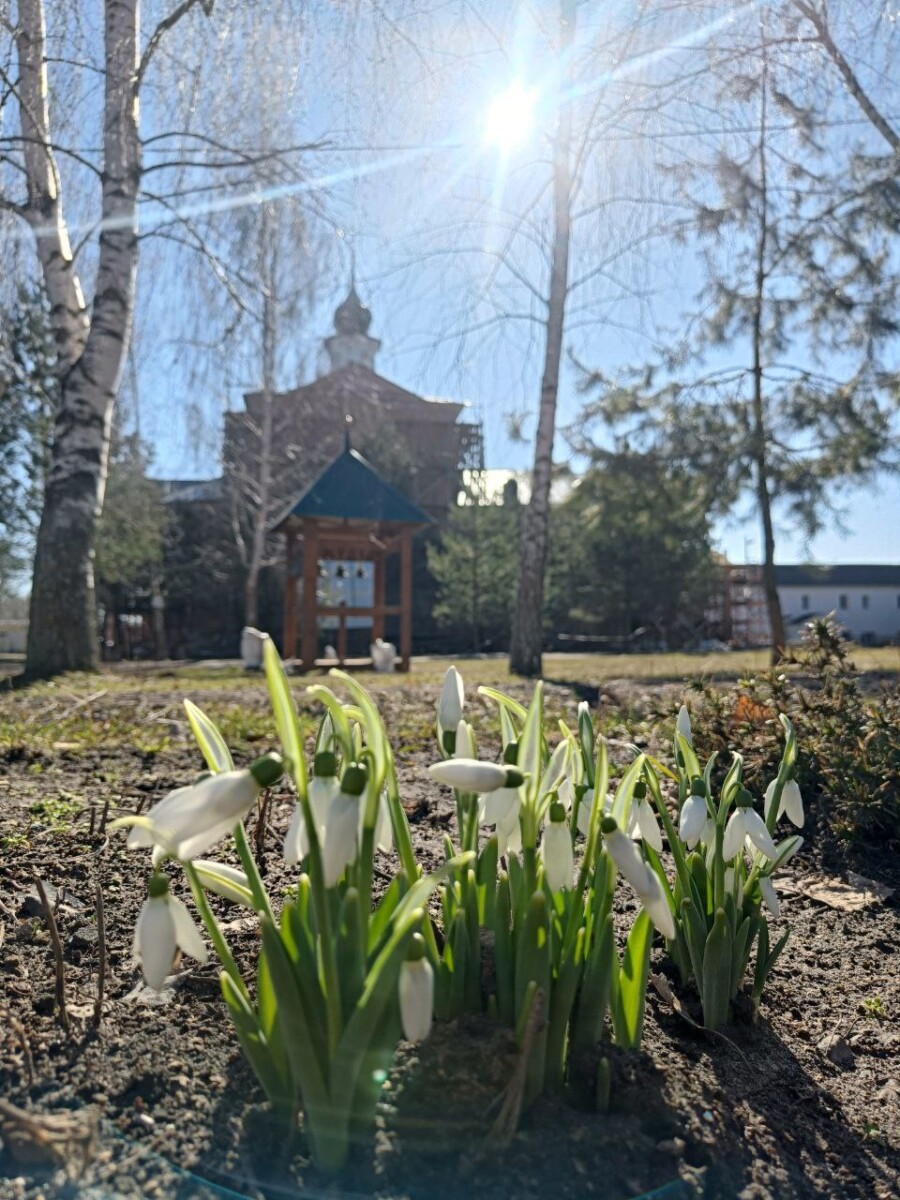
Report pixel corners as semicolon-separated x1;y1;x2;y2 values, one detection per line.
750;50;786;663
244;211;277;630
508;0;574;678
22;0;140;678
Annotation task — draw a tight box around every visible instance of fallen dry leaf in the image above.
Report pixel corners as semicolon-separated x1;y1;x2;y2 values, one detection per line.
794;872;894;912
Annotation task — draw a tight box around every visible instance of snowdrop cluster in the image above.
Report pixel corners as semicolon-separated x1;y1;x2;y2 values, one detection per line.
115;647;801;1169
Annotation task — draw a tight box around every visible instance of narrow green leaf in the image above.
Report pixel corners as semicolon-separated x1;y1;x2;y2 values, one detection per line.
263;638;308;797
700;908;732;1030
183;699;234;774
611;908;652;1049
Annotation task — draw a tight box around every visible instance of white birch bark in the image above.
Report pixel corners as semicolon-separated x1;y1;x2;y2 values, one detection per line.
21;0;140;677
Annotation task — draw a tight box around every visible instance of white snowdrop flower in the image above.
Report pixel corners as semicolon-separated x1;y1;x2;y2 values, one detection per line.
636;798;663;853
641;870;676;941
483;785;520;827
438;667;464;736
541;802;574;892
676;705;693;746
603;820;674;940
780;780;804;829
399;935;434;1042
759;875;780;918
322;764;367;887
284;752;339;866
764;780;778;823
679;788;708;849
496;800;522;856
454;719;476;761
192;860;253;907
128;755;282;864
429;758;524;794
367;789;394;855
603;823;655;896
723;795;777;861
133;877;207;991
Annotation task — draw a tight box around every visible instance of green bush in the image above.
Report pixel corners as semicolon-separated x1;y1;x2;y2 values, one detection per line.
666;619;900;841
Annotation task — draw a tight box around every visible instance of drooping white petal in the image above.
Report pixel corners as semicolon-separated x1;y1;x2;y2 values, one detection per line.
322;793;359;887
127;786;192;848
637;799;663;853
193;860;253;906
283;803;309;866
676;705;693;746
373;791;393;854
780;781;804;829
557;775;575;811
741;807;777;860
541;823;574;892
641;872;676;941
576;788;595;838
724;866;735;896
438;667;464;732
454;719;476;761
136;896;177;991
482;785;519;826
722;810;746;860
399;958;434;1042
764;780;778;823
136;771;261;863
496;802;521;856
168;895;208;964
759;875;780;918
679;794;707;847
604;827;654;895
429;758;509;794
308;775;339;831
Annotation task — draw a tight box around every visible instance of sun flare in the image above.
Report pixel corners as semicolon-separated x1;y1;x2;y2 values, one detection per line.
484;81;537;151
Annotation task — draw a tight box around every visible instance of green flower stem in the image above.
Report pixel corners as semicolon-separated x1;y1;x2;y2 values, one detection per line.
232;821;276;925
184;860;248;1001
713;823;725;912
385;749;418;880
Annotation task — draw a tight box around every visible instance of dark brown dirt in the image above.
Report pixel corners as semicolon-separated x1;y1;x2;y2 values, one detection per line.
0;676;898;1199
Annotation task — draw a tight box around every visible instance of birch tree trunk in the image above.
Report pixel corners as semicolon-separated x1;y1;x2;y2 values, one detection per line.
244;234;277;630
750;50;786;663
21;0;140;679
508;0;574;677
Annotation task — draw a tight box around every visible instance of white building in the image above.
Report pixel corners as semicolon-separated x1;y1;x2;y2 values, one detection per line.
776;565;900;645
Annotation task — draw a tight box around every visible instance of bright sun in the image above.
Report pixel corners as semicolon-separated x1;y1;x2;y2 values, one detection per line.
484;81;537;151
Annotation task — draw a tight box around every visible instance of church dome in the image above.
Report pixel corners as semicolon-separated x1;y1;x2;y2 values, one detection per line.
333;284;372;336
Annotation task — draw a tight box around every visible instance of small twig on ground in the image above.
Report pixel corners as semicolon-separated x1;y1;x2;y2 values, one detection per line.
650;973;749;1063
39;689;107;727
2;1010;36;1084
98;797;110;838
35;877;69;1034
0;1099;98;1178
94;883;107;1028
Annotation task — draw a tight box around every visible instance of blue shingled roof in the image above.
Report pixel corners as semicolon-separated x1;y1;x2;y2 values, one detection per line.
275;446;433;526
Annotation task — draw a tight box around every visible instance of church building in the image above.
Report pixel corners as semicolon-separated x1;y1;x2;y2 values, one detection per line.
160;285;481;659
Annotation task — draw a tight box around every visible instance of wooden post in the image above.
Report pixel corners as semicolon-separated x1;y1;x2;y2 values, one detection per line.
399;531;413;672
337;604;348;665
301;522;319;671
372;551;385;642
282;528;297;659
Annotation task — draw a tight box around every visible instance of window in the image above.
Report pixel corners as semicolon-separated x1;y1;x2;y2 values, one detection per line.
862;594;870;610
839;594;848;610
801;594;809;609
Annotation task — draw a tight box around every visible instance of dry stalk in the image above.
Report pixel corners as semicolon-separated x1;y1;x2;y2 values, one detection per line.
93;882;107;1028
35;877;69;1034
485;987;546;1151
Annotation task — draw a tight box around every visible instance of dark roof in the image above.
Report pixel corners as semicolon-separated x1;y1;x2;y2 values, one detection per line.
157;478;225;504
272;445;433;528
775;564;900;587
245;363;465;422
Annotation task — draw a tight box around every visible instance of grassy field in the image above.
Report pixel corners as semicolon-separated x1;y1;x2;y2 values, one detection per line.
3;644;899;696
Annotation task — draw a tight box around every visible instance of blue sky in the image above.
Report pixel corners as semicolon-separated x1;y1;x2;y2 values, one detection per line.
136;0;899;569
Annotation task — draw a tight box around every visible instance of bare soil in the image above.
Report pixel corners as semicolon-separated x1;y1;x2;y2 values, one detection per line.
0;674;898;1199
